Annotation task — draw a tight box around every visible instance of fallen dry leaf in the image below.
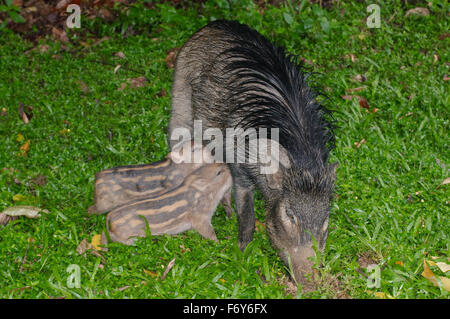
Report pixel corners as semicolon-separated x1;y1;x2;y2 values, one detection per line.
19;140;30;156
161;258;176;280
405;7;430;17
39;45;49;53
156;88;167;97
76;238;93;255
428;258;450;273
76;238;106;262
51;27;69;43
353;74;367;83
117;286;130;292
354;138;366;149
91;234;102;251
117;82;127;91
115;51;126;59
128;76;147;89
56;0;70;10
422;260;450;291
438;33;450;40
366;290;395;299
114;64;121;74
18;103;29;124
341;95;356;101
77;80;89;93
358;97;370;109
144;269;159;278
0;214;19;226
255;220;266;232
165;48;179;69
440;177;450;186
0;206;49;226
344;53;358;63
444;75;449;81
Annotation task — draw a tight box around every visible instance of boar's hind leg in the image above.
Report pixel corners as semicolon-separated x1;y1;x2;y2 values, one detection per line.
234;183;256;251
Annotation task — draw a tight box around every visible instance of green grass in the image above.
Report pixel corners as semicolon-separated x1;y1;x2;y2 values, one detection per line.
0;0;448;298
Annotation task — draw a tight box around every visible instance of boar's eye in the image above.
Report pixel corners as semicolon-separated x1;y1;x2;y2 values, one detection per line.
285;209;296;224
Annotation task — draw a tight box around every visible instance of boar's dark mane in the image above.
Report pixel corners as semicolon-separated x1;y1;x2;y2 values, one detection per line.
207;20;335;191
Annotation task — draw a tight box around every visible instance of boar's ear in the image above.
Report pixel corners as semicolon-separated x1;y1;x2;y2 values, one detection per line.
328;162;339;180
190;178;209;192
264;145;290;190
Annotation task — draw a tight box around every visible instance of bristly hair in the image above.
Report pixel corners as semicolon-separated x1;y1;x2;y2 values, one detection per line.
208;20;336;174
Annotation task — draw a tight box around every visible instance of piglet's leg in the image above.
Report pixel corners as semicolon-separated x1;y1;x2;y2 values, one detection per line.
220;189;233;218
194;222;218;243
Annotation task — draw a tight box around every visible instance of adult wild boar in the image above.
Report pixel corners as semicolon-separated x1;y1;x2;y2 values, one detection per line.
168;20;337;285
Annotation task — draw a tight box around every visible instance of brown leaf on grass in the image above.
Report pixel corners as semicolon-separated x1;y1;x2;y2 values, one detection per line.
439;177;450;187
117;82;127;91
115;51;126;59
128;76;147;89
438;33;450;40
354;138;366;149
99;8;114;21
341;95;357;101
19;140;30;157
1;108;6;117
0;213;19;226
156;88;167;97
179;245;191;253
91;234;102;251
30;175;47;187
76;238;93;255
300;57;314;65
114;64;121;74
76;80;89;93
76;238;106;262
56;0;70;10
39;44;49;53
405;7;430;17
255;219;266;232
353;74;367;83
18;103;29;123
422;260;450;291
51;27;69;43
117;286;130;292
359;97;370;109
344;54;357;63
161;258;176;281
165;48;179;69
433;54;440;63
341;94;370;109
443;75;450;81
144;269;159;278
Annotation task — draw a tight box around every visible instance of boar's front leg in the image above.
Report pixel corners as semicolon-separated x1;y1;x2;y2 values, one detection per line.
233;181;256;251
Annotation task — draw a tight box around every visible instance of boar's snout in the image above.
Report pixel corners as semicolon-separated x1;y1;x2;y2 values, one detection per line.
289;245;316;285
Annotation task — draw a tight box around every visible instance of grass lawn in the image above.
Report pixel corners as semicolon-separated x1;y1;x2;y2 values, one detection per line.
0;0;448;298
